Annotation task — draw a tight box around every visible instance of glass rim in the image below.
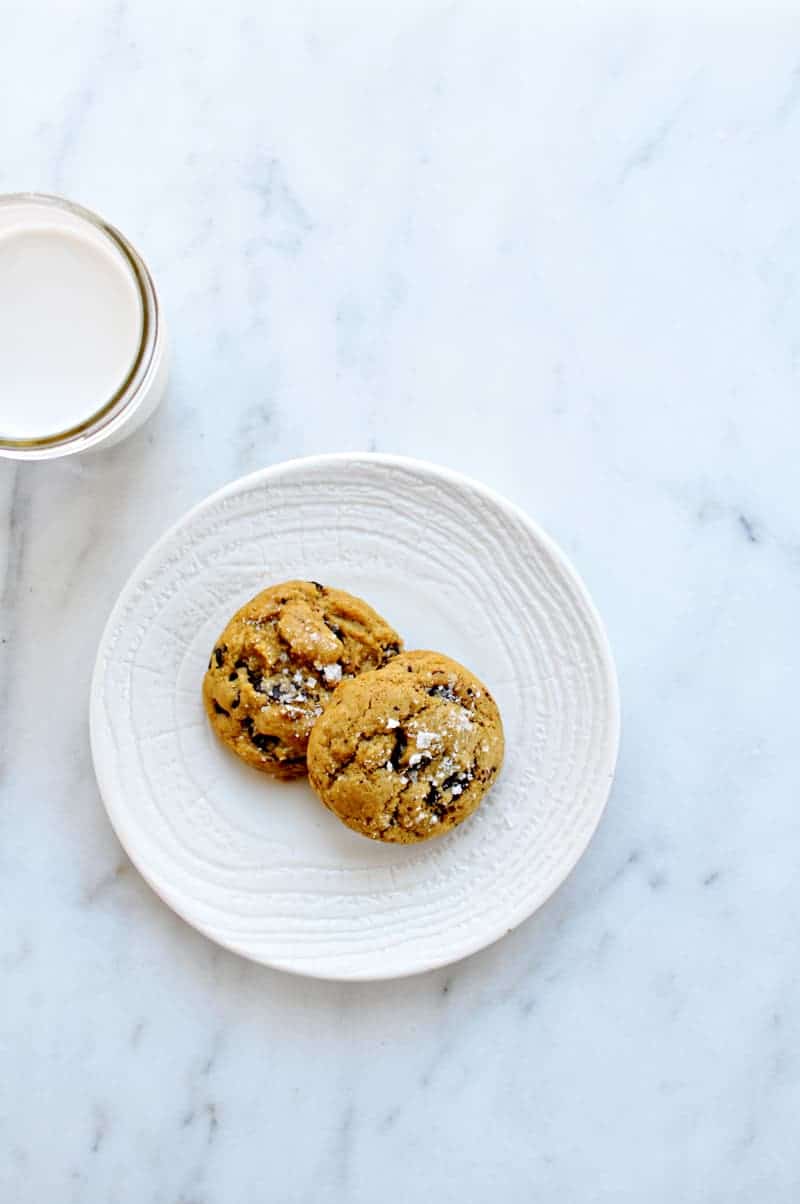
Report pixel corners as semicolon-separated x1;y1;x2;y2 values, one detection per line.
0;192;162;458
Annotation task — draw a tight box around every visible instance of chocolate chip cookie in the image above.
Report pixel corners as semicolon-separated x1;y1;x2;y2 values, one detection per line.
203;581;402;778
307;651;504;842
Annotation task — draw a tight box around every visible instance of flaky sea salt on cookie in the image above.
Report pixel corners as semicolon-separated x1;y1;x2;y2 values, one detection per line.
307;650;504;842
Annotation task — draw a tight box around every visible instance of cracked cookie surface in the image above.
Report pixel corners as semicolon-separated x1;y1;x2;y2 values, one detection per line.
203;581;402;778
307;651;504;842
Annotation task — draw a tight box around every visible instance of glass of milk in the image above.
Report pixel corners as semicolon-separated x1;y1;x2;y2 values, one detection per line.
0;193;167;460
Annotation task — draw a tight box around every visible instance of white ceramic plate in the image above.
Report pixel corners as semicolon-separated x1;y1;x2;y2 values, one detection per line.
90;454;619;980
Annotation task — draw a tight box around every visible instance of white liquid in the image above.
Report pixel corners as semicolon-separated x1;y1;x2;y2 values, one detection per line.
0;221;144;440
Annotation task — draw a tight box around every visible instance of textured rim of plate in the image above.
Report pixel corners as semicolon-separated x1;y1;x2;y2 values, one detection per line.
90;453;620;980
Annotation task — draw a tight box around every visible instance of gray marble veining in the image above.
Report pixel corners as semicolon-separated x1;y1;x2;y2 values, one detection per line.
2;3;800;1201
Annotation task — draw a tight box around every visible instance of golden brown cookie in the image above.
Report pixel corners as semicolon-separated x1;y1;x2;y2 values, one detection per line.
203;581;402;778
307;650;504;842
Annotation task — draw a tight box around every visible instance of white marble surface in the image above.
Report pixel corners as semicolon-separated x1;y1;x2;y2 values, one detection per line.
2;3;800;1199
